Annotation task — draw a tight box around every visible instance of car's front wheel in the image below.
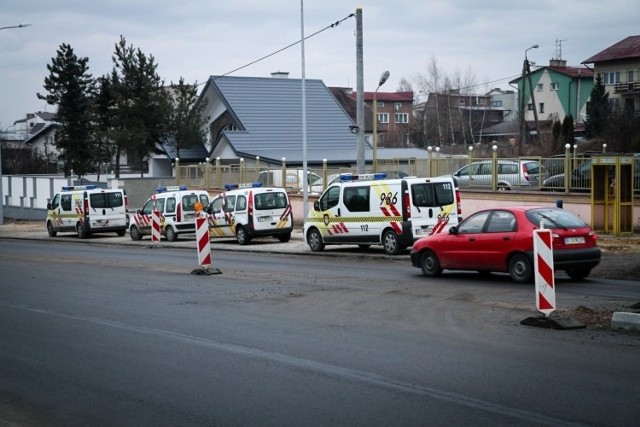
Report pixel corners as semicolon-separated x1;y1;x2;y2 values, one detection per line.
47;221;57;237
236;226;252;245
509;253;533;283
165;226;178;242
307;228;325;252
566;269;591;281
129;225;142;241
420;250;442;277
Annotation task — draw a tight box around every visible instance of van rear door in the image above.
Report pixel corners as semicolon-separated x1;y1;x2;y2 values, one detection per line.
407;178;458;238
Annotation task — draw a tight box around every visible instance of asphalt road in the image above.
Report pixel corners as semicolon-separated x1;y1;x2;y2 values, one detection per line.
1;239;639;426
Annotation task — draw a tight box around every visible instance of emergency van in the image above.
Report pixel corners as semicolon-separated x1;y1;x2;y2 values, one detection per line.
46;185;128;238
206;182;293;245
304;173;461;255
129;185;210;241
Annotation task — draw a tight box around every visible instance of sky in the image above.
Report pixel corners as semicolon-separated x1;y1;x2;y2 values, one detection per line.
1;0;639;130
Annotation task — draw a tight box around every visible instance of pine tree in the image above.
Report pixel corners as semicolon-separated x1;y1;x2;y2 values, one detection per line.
561;114;575;147
37;43;96;177
585;73;609;138
165;77;209;160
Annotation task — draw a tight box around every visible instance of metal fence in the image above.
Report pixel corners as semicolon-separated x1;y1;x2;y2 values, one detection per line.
175;152;611;194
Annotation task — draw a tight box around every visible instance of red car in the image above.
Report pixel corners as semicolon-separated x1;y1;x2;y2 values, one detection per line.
410;206;601;282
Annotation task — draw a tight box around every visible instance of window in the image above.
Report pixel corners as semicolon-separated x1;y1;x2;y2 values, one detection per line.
527;103;534;111
477;97;486;105
539;103;545;113
551;82;559;91
457;211;490;234
603;71;620;85
537;83;543;92
394;102;402;110
344;186;370;212
628;70;635;83
377;113;389;123
61;194;72;211
486;211;516;233
376;101;384;108
491;100;503;107
319;186;340;211
459;99;466;106
255;192;287;210
395;113;408;123
236;195;247;211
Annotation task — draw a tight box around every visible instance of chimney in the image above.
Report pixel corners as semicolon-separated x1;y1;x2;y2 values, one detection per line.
271;71;289;79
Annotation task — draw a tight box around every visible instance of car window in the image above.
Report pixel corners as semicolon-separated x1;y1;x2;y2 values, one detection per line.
166;197;176;213
182;194;200;211
524;162;541;175
478;163;493;175
525;208;587;228
236;195;247;211
61;194;72;211
486;211;516;232
344;186;370;212
209;197;223;214
457;211;491;234
50;194;60;209
499;163;518;174
319;186;340;211
224;195;236;212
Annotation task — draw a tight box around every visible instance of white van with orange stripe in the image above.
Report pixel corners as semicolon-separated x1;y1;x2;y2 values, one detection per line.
205;182;293;245
304;173;461;255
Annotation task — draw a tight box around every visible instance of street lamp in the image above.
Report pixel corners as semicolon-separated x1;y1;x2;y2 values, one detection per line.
373;70;390;173
519;44;539;148
0;22;32;226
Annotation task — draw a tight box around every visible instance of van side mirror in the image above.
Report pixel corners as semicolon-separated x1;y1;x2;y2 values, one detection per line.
313;200;320;211
47;202;52;210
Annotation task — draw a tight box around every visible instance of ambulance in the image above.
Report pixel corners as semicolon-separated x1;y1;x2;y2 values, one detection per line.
206;182;293;245
303;173;462;255
129;185;210;241
46;185;128;238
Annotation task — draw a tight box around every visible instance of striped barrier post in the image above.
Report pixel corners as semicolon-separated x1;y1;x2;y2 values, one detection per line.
192;209;221;275
533;228;555;317
151;209;161;243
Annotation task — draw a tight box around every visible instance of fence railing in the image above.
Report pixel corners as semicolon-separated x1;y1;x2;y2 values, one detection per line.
174;154;637;195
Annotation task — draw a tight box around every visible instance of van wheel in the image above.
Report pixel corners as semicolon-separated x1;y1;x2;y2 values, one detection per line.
382;230;401;255
420;250;442;277
307;228;325;252
76;223;88;239
509;253;533;283
47;221;57;237
116;230;126;237
278;232;291;243
236;226;252;245
165;226;178;242
129;225;142;241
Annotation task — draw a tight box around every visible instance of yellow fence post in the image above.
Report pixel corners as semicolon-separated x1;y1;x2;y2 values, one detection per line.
175;158;180;185
491;144;498;191
215;157;221;189
281;157;287;189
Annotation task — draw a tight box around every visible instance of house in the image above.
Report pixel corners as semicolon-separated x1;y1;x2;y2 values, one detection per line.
420;90;505;145
485;88;518;122
363;91;413;148
197;73;371;167
582;35;640;116
510;59;594;129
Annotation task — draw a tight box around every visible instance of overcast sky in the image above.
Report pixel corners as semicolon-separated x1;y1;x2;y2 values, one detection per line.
1;0;639;129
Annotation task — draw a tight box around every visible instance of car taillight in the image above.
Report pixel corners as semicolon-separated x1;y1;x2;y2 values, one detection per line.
456;189;462;215
177;203;182;222
403;192;411;218
522;164;530;181
83;197;89;215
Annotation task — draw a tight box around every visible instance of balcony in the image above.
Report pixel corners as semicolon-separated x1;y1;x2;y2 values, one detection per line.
614;81;640;94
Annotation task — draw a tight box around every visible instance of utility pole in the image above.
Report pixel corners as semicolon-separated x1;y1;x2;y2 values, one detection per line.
356;8;365;174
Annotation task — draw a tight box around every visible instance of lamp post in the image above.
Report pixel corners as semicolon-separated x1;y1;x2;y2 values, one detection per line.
519;44;539;149
373;71;390;173
0;23;32;226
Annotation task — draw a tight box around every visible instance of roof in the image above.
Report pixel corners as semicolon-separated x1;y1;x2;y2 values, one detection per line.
203;75;364;164
363;91;413;102
161;140;209;162
24;123;58;144
509;65;593;84
582;35;640;64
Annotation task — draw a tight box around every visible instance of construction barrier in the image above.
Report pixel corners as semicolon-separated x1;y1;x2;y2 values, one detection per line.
533;229;555;316
151;209;161;243
195;213;212;267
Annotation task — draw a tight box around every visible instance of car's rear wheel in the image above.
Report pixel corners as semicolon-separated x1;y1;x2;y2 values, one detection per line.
129;225;142;241
278;232;291;242
47;221;57;237
76;222;88;239
382;230;402;255
116;230;126;237
307;228;325;252
566;269;591;281
165;226;178;242
420;250;442;277
236;226;251;245
509;253;533;283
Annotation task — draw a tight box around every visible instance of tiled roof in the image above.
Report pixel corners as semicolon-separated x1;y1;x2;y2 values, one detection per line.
24;123;58;144
363;91;413;102
547;66;594;78
582;35;640;64
206;75;363;165
161;141;209;162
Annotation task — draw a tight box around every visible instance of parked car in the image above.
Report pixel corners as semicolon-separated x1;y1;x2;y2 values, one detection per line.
409;206;601;282
542;155;640;194
446;159;547;190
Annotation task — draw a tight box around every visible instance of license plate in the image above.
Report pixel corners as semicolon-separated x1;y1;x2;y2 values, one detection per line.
258;216;273;222
565;236;585;244
415;228;429;235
